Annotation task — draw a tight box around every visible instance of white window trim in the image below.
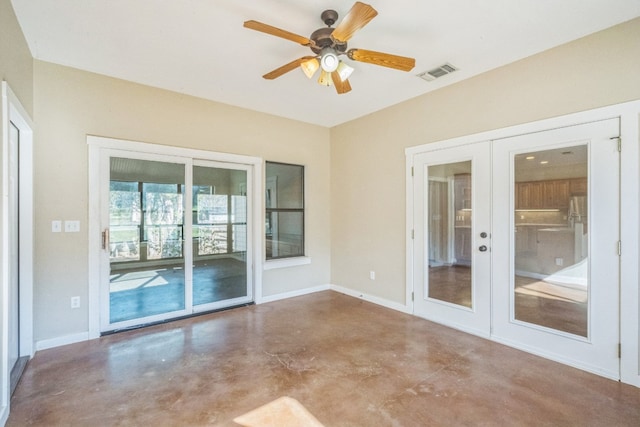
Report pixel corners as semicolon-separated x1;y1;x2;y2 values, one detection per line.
263;256;311;270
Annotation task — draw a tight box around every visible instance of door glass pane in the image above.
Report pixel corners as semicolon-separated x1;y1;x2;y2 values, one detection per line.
427;161;472;308
192;166;248;306
109;158;185;323
513;145;588;337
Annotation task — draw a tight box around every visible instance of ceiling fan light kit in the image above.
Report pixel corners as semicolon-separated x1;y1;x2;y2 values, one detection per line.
320;47;340;72
318;70;333;86
301;58;320;79
243;1;416;95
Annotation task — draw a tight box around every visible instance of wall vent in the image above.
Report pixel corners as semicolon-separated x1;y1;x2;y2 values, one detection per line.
417;63;458;82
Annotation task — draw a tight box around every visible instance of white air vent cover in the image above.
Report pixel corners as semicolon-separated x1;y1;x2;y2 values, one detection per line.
417;63;458;82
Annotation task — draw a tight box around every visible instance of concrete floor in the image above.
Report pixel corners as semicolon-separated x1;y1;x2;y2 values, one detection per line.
8;291;640;426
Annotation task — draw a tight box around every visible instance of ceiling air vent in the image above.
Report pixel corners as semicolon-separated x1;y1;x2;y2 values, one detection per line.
417;63;458;82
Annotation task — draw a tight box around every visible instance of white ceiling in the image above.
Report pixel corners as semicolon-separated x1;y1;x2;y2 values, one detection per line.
10;1;640;127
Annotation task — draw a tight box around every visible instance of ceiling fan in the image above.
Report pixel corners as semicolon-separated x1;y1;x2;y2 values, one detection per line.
243;2;416;94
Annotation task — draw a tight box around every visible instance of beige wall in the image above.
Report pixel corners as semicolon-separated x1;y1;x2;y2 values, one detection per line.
330;18;640;304
33;61;331;342
0;0;33;115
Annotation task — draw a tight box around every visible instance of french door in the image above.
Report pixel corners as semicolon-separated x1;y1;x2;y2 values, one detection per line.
412;141;491;337
492;119;620;378
100;149;253;332
411;118;620;377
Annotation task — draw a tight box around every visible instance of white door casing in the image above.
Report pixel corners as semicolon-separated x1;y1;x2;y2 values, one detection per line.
1;82;34;423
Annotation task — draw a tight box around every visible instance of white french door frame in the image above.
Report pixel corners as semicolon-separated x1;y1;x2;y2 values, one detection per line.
406;100;640;387
88;136;263;337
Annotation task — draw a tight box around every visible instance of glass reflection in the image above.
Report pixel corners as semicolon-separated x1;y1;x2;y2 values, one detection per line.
513;145;588;337
427;161;472;308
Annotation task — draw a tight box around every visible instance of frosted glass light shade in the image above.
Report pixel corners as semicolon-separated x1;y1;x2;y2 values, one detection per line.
300;58;319;79
318;70;333;86
336;61;354;81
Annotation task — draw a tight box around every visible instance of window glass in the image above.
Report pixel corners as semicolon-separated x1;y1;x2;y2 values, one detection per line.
265;162;304;259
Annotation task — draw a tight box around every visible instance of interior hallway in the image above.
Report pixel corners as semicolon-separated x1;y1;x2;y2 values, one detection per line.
8;291;640;426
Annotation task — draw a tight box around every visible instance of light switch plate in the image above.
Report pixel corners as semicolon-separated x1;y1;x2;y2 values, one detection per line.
52;220;62;233
64;220;80;233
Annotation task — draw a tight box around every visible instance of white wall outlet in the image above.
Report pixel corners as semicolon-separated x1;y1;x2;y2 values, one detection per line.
369;271;376;280
71;296;80;308
52;220;62;233
555;257;564;266
64;220;80;232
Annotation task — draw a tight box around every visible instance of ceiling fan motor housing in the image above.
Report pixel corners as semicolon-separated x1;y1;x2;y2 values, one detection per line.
310;10;347;54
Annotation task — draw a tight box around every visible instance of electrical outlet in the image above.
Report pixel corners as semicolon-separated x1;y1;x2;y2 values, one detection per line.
71;296;80;308
369;271;376;280
555;258;564;266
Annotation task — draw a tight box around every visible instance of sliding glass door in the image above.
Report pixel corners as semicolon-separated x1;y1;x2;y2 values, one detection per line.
192;163;250;310
108;157;186;323
101;151;252;332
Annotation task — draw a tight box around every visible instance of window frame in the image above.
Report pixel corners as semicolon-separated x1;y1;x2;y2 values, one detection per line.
264;161;309;267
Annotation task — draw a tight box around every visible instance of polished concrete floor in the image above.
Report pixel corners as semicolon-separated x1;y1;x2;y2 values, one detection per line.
429;265;587;337
8;292;640;426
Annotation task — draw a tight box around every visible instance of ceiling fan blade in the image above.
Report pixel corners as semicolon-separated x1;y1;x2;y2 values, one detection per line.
347;49;416;71
263;56;317;80
331;2;378;43
331;71;352;94
244;20;312;46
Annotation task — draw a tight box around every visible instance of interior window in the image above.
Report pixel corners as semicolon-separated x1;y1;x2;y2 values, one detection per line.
265;161;305;259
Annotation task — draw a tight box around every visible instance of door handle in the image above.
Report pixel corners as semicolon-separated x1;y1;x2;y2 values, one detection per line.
102;229;109;250
478;245;488;252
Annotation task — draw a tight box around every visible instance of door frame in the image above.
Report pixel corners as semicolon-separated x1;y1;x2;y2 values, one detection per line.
406;100;640;387
87;135;263;338
1;82;34;422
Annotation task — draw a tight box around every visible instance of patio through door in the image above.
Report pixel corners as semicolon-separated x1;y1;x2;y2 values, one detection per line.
100;150;253;332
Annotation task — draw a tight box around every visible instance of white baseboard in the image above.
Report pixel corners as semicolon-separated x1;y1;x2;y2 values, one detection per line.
258;284;331;304
36;332;89;351
329;284;411;314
